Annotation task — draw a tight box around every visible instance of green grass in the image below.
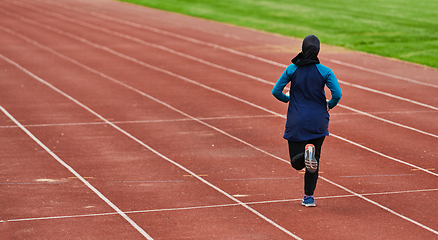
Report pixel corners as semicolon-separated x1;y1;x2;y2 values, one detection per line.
119;0;438;68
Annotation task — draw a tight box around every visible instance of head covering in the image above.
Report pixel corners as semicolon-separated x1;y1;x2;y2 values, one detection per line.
291;35;320;66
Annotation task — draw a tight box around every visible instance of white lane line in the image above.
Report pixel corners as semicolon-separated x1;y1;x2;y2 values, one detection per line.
0;55;302;240
1;109;435;129
324;58;438;89
35;0;438;90
3;188;438;223
330;110;437;116
223;177;301;181
340;174;416;178
338;104;438;139
0;114;277;129
339;80;438;111
331;134;438;177
0;56;155;240
3;14;438;235
322;177;438;235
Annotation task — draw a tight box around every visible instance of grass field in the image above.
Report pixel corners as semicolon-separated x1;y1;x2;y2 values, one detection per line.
119;0;438;69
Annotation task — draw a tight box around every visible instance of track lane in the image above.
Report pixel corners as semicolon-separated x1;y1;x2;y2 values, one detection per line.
3;0;438;217
2;3;434;176
3;48;438;238
3;1;438;140
6;0;438;140
2;0;438;238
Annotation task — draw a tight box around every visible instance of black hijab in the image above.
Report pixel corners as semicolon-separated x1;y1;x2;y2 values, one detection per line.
291;35;320;66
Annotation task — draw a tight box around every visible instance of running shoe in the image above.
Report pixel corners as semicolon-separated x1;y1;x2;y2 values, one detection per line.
301;196;316;207
304;144;318;173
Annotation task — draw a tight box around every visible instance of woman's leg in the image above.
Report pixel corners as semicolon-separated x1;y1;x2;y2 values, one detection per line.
288;136;325;196
288;141;307;170
304;136;325;196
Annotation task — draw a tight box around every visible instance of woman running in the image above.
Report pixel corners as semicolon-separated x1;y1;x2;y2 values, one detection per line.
272;35;342;207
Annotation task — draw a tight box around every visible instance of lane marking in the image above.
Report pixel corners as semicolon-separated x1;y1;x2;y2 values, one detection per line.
330;110;437;116
340;174;416;178
0;55;302;240
233;195;249;197
0;114;277;129
0;182;63;185
108;180;184;183
0;56;154;240
336;104;438;139
324;58;438;89
3;188;438;223
412;168;435;171
1;110;435;129
321;177;438;235
224;177;300;181
331;134;438;177
338;80;438;111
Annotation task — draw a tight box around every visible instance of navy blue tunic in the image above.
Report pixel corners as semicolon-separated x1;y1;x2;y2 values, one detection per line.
272;63;342;142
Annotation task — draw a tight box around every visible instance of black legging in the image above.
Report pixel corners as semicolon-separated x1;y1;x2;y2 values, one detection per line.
288;136;325;196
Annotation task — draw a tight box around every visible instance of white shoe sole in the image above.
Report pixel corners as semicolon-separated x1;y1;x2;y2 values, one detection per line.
304;144;318;173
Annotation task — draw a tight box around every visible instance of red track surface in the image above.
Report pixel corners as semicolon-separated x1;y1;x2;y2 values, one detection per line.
1;0;438;239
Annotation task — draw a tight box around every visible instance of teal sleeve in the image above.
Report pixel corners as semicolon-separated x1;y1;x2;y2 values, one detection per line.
272;65;297;103
316;64;342;109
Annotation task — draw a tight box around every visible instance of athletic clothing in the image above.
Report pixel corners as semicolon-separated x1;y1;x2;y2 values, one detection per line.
272;63;342;142
288;137;325;196
272;61;342;197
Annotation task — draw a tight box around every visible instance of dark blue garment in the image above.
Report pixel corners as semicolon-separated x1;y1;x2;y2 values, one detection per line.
272;63;342;142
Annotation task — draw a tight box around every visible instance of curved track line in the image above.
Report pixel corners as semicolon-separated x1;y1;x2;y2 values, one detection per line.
33;0;438;90
3;4;437;139
2;35;437;236
0;54;302;240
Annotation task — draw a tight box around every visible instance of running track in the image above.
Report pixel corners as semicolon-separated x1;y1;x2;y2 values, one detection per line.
1;0;438;239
